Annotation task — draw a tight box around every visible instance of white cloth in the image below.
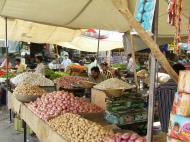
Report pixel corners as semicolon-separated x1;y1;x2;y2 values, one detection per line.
127;57;134;73
87;60;98;74
61;59;72;70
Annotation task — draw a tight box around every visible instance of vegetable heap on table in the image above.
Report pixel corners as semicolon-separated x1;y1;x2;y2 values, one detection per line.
11;72;54;86
27;91;103;121
54;76;87;89
13;83;46;96
0;71;5;77
102;132;159;142
48;113;113;142
45;69;69;80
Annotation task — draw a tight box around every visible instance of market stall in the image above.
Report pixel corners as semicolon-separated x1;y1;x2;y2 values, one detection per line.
0;0;189;142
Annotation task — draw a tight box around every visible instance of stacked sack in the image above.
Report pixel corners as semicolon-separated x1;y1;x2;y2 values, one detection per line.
168;71;190;142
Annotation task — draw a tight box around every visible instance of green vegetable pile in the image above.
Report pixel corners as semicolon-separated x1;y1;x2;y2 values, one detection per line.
1;73;15;79
111;64;126;70
45;69;69;80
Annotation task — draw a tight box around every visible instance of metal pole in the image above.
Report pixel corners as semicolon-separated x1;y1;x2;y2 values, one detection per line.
4;17;9;106
96;29;101;65
147;0;159;142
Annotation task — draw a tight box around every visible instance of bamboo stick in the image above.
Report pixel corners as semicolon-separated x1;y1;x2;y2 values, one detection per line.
112;0;178;83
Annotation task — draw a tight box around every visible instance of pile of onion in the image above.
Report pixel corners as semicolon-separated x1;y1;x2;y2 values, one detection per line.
27;91;103;121
54;76;87;89
102;132;156;142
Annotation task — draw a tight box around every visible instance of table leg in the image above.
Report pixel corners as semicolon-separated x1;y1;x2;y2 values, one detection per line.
22;120;27;142
9;109;12;123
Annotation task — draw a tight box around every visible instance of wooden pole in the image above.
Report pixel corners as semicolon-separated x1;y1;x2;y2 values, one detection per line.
129;29;139;89
112;0;178;83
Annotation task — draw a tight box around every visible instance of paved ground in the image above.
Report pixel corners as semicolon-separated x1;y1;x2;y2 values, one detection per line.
0;107;39;142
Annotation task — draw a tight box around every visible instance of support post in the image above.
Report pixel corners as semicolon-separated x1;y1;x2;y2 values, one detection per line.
4;17;8;106
22;120;27;142
96;29;101;65
9;109;12;123
147;1;159;141
112;0;178;83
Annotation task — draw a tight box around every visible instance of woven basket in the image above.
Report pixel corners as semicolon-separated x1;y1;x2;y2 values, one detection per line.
80;81;96;89
104;89;123;97
14;93;41;103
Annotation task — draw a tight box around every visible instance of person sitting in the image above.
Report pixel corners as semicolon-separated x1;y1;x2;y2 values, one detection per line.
100;62;113;79
15;58;25;73
89;66;106;84
35;55;46;75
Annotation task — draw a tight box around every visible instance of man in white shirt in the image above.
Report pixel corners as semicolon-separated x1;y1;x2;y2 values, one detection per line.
87;57;97;75
127;54;134;75
61;54;72;71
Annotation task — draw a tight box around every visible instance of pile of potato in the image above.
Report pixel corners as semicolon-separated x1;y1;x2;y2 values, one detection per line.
13;83;46;96
27;91;103;121
54;76;87;89
48;113;113;142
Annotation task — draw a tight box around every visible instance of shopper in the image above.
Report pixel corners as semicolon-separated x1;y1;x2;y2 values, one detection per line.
15;58;25;73
100;62;113;79
35;55;46;75
126;54;134;76
89;66;106;84
61;54;72;71
157;63;186;132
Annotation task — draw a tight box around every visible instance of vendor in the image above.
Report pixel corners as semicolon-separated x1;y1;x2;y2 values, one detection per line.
100;62;113;79
61;54;72;71
89;66;106;84
35;55;46;75
15;58;25;73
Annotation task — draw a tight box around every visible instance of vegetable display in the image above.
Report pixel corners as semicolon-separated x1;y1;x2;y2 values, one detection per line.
94;78;134;90
48;113;113;142
0;71;5;77
45;69;69;80
54;76;87;89
27;91;103;121
13;83;46;96
11;72;54;86
102;132;148;142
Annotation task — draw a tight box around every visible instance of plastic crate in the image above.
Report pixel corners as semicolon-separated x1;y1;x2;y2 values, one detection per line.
105;110;147;125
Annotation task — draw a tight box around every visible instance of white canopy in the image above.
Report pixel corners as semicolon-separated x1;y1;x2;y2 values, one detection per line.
59;30;124;52
0;0;189;39
0;17;82;44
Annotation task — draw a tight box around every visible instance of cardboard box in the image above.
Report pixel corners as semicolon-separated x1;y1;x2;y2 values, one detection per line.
178;70;190;93
168;113;190;141
91;88;106;110
172;92;190;117
167;136;183;142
